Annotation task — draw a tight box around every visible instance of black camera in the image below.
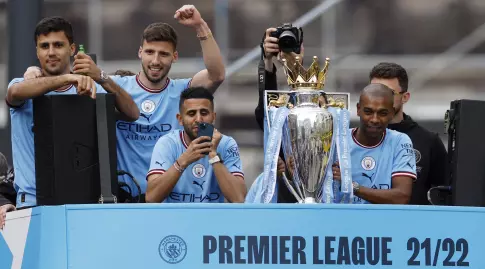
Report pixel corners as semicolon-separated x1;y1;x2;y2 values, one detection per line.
270;23;302;54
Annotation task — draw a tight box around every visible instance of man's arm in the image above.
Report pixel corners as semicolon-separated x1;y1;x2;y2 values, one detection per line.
256;27;281;129
7;74;76;107
146;136;212;203
146;163;184;203
145;136;180;203
210;160;246;203
73;54;139;122
209;137;247;203
210;137;247;203
175;5;225;93
99;77;139;122
354;176;413;204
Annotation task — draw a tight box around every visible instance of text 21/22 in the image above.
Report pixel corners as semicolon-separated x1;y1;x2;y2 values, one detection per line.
407;238;469;267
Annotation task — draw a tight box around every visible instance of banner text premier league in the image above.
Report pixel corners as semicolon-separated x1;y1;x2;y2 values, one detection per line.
203;236;470;267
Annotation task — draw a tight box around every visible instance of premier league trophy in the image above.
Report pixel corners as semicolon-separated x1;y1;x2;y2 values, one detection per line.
262;55;352;204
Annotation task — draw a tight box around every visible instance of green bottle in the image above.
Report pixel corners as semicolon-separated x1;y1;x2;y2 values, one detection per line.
77;44;86;75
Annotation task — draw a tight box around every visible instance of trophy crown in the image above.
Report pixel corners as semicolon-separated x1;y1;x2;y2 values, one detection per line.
281;56;330;90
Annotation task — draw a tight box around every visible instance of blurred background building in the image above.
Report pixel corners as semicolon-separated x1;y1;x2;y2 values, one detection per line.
1;0;485;187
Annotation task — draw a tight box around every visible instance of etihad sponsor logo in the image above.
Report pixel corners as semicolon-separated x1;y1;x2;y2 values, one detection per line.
117;122;172;140
169;192;220;202
117;122;172;133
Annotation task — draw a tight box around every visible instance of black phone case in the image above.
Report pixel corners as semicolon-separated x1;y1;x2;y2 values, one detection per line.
197;123;214;139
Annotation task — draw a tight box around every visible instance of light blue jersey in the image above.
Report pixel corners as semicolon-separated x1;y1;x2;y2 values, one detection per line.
112;75;191;198
350;128;417;204
147;130;244;203
8;78;106;208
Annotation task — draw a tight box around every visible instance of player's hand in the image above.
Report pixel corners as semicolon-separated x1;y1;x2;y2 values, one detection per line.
263;28;279;59
209;129;222;154
178;136;212;168
318;95;327;107
24;66;43;80
332;162;341;181
65;74;97;99
0;204;15;230
174;5;204;27
277;157;286;177
72;53;102;83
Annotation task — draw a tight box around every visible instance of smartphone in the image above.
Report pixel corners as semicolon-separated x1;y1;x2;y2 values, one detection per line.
197;122;214;155
197;122;214;140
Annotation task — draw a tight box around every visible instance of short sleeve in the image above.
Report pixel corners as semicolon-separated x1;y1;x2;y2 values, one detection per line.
6;78;25;108
147;136;177;180
220;137;244;179
392;134;417;180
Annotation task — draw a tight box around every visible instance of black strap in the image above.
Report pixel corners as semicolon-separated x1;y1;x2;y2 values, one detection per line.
258;31;267;95
260;31;267;60
96;93;118;204
258;59;266;95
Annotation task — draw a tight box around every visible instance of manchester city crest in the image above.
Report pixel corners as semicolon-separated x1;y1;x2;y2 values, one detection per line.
141;99;156;113
159;235;187;264
361;156;376;171
192;164;206;178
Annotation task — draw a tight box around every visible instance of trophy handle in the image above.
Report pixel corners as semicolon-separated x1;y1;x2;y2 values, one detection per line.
281;174;304;203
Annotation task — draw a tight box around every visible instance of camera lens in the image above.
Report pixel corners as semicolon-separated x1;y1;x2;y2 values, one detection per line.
278;30;298;53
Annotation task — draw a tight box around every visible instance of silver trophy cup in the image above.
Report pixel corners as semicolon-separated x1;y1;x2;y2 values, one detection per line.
281;92;333;203
265;90;349;203
264;56;349;203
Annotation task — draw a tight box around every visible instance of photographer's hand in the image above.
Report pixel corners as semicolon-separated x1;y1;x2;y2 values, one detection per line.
263;28;279;72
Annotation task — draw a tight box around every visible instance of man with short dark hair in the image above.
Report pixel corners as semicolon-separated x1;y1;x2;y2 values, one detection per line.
146;87;246;203
7;16;138;208
369;62;448;205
